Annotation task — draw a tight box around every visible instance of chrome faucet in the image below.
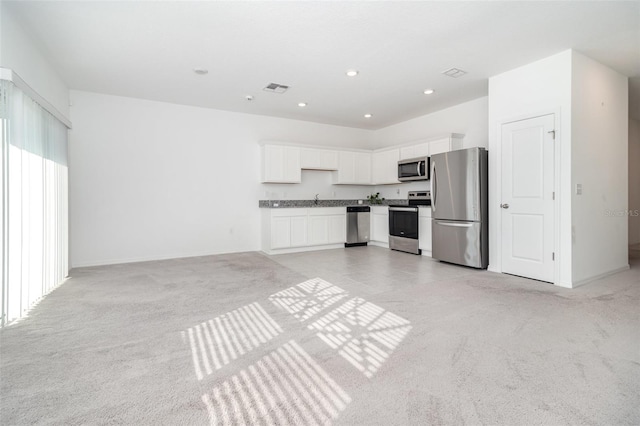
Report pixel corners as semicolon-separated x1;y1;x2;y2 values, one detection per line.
314;194;319;205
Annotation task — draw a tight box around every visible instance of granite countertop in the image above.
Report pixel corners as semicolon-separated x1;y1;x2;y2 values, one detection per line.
258;199;409;208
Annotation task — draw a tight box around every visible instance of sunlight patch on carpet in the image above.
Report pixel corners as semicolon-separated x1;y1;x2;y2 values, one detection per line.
268;278;348;322
308;297;412;378
182;302;283;380
201;340;351;425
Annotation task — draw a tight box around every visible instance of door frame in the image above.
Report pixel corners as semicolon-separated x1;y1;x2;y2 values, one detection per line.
494;108;562;286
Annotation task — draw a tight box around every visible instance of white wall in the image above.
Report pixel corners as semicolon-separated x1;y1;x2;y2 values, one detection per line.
68;90;372;267
69;88;491;266
488;50;573;285
371;97;488;150
628;118;640;246
0;3;69;120
571;51;629;283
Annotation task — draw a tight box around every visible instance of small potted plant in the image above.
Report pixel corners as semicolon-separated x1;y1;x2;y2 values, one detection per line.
366;192;385;205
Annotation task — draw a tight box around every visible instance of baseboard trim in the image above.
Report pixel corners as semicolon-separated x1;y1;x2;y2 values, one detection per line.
369;241;389;249
262;243;345;256
570;265;631;288
71;249;259;268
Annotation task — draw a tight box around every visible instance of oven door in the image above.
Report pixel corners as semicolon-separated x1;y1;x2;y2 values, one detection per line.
388;206;419;239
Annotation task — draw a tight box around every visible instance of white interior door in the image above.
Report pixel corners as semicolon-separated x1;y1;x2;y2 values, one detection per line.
501;114;555;282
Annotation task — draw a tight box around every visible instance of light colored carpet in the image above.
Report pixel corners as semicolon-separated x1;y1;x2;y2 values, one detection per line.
1;247;639;425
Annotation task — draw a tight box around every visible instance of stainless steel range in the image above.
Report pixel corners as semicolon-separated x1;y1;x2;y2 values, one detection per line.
389;191;430;255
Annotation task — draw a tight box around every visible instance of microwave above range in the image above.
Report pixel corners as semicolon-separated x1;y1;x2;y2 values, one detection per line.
398;156;429;182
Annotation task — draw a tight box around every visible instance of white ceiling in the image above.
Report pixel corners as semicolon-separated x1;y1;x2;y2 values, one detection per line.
7;1;640;129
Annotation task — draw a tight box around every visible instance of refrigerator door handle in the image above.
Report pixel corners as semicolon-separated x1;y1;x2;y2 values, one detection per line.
434;220;473;228
431;160;437;213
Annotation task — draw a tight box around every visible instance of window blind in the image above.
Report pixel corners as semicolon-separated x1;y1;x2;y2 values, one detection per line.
1;78;69;326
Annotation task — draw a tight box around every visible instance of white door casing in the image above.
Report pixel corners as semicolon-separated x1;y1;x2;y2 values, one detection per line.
501;114;555;282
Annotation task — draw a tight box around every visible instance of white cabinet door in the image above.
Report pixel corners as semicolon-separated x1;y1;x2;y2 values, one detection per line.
308;216;329;246
269;209;307;249
354;152;372;184
308;208;346;246
300;148;338;170
261;145;301;183
290;216;308;247
334;151;372;184
428;138;450;156
372;149;400;184
400;142;430;160
429;136;464;157
271;217;292;249
371;207;389;243
328;214;346;243
335;151;355;183
419;207;432;255
419;217;432;254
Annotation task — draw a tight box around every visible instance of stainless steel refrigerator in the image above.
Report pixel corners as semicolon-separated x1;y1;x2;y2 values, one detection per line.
430;147;488;269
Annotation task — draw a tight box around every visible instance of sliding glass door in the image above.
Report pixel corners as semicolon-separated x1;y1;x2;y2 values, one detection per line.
1;79;69;326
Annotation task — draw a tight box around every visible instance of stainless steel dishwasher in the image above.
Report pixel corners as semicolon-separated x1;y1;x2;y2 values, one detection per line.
345;206;370;247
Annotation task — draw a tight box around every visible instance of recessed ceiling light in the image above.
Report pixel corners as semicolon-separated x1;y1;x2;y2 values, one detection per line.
245;95;254;101
364;113;372;118
193;68;208;75
346;70;359;77
423;89;435;95
298;102;307;107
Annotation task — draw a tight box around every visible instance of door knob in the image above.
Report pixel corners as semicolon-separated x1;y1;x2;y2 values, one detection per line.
500;203;509;209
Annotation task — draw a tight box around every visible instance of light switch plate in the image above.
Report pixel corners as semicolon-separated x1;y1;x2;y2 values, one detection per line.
576;184;582;195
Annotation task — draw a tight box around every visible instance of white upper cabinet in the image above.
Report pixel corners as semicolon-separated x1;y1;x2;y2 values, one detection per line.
399;142;430;160
260;134;464;185
261;144;301;183
334;151;371;185
300;148;339;170
372;148;400;185
428;134;464;156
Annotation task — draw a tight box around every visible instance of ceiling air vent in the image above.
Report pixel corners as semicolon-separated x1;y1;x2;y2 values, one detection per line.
263;83;289;94
442;68;467;78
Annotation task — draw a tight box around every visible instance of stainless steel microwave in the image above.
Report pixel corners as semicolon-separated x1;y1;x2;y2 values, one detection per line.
398;156;429;182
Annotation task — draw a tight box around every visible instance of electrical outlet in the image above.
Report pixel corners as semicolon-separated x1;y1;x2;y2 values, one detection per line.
576;184;582;195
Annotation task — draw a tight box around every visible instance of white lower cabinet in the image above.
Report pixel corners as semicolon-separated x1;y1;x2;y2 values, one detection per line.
267;209;308;249
290;216;308;247
328;215;346;243
308;208;346;245
419;207;432;256
370;206;389;245
263;207;346;254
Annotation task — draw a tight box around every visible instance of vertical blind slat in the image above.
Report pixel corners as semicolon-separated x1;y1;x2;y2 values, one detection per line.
1;79;69;327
